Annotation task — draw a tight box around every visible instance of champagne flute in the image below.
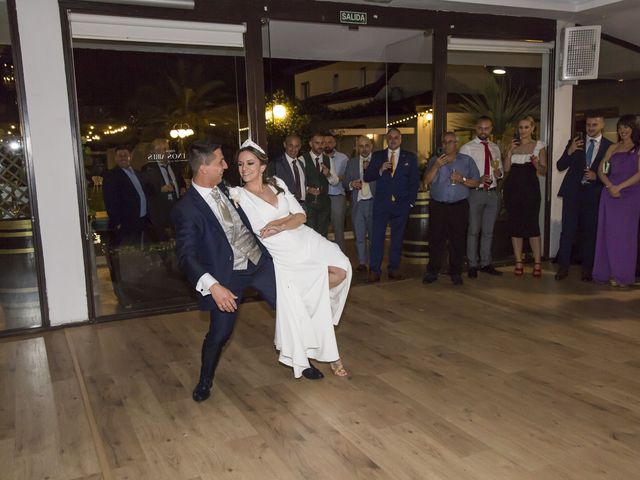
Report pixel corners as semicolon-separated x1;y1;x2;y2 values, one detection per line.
450;168;457;186
489;158;500;185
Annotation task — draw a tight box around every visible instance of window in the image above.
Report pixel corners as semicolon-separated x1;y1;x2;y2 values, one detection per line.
301;81;310;99
0;5;43;331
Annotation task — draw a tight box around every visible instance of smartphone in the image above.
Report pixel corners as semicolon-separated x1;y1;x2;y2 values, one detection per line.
436;146;444;156
513;132;521;145
576;132;584;141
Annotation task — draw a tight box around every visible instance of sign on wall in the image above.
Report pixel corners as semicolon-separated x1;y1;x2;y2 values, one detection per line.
339;11;367;25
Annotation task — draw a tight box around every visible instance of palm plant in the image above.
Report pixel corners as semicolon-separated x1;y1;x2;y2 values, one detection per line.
129;59;228;140
457;77;540;152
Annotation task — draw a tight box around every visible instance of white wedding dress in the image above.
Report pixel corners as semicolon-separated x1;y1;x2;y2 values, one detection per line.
236;177;352;377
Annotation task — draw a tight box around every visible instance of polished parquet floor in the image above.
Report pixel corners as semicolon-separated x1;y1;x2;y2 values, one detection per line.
1;264;640;480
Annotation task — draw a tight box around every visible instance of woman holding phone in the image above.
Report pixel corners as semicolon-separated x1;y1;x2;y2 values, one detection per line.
503;115;547;276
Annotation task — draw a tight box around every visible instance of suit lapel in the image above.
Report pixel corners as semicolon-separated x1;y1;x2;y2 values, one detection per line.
187;187;225;236
279;157;295;188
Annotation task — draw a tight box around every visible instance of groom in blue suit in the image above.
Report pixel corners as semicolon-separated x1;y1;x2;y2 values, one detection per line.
171;141;278;402
364;128;419;282
555;115;612;281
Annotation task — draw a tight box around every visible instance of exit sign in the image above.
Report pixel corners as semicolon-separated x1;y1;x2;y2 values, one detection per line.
340;11;367;25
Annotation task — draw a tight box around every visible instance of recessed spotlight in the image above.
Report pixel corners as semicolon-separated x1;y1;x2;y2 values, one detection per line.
492;68;506;75
618;78;624;82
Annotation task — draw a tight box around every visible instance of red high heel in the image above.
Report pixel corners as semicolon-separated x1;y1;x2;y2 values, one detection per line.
532;263;542;278
514;262;524;276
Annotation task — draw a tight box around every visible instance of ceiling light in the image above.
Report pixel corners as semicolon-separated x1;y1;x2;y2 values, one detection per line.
492;68;506;75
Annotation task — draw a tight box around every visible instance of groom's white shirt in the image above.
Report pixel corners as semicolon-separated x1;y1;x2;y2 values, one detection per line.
191;181;238;296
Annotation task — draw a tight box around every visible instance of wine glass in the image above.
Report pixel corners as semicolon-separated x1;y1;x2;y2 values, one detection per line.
450;168;457;186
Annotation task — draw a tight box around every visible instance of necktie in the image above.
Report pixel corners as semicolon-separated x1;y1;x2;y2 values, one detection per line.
211;187;233;226
291;160;302;200
390;151;396;177
481;141;492;191
586;139;596;168
315;156;322;172
361;158;371;198
389;151;397;202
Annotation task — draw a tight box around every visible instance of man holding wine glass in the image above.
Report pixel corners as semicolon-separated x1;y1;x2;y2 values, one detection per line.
459;116;504;279
423;132;480;285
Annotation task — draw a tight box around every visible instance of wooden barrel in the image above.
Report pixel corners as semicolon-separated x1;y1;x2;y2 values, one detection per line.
0;219;41;329
402;190;429;265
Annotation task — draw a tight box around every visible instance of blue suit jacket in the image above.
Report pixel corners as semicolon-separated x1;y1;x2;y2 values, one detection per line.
171;184;271;311
363;149;419;209
557;137;613;198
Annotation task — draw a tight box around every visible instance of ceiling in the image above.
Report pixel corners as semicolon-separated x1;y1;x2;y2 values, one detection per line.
319;0;640;47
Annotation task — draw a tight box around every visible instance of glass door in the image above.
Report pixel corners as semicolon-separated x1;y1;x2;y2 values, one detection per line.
446;38;553;262
0;2;44;331
68;14;247;317
262;20;433;272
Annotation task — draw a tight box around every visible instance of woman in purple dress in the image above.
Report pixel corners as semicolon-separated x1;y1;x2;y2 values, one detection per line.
593;115;640;287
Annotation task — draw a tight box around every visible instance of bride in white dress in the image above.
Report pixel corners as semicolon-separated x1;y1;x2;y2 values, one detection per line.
230;143;351;378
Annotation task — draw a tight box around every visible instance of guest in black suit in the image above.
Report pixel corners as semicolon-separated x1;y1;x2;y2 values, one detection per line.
302;133;336;236
141;138;186;240
556;115;613;281
102;145;150;246
267;134;307;209
171;141;281;403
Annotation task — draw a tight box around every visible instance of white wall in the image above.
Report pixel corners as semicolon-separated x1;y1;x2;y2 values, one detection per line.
15;0;88;325
549;21;575;258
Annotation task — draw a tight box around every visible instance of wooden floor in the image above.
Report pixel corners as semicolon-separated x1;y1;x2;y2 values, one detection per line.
1;264;640;480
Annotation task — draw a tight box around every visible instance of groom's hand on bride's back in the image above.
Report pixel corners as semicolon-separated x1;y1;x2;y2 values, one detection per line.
210;284;239;312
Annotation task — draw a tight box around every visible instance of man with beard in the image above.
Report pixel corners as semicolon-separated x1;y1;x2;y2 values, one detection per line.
459;116;504;278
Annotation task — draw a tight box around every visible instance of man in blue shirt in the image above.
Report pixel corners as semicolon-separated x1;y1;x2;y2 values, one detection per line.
324;133;349;251
423;132;480;285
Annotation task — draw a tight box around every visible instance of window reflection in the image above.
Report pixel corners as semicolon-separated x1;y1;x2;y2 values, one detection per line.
73;48;246;315
0;30;42;330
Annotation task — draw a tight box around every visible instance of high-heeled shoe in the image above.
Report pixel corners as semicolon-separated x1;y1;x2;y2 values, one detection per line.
514;262;524;276
532;263;542;278
330;360;350;378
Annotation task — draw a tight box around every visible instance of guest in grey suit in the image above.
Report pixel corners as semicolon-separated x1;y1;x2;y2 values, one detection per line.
344;136;376;272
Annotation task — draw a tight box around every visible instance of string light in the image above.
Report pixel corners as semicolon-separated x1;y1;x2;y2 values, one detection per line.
387;111;431;127
103;125;128;135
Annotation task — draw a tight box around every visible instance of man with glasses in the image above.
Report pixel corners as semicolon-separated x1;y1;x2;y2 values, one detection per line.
423;132;480;285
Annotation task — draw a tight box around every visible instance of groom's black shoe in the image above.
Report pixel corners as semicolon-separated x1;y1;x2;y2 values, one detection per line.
192;378;213;402
302;361;324;380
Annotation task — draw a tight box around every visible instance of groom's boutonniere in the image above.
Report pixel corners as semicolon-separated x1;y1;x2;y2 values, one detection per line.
228;187;241;208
